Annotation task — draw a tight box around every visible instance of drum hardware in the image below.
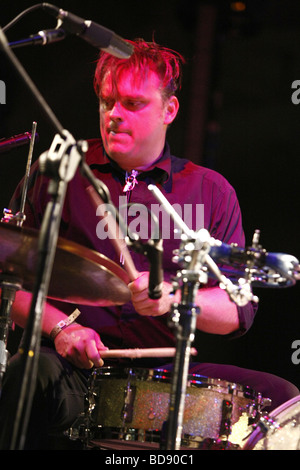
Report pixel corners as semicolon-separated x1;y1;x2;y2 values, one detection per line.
1;121;38;227
0;130;39;155
220;399;233;440
148;184;256;450
248;393;272;424
122;383;136;423
148;183;300;450
0;121;38;389
243;395;300;450
253;413;281;436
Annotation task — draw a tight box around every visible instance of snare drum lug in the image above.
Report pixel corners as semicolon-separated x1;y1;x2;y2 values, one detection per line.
261;397;272;409
65;412;93;447
247;394;272;425
122;385;136;423
256;392;272;409
219;399;233;439
246;402;259;425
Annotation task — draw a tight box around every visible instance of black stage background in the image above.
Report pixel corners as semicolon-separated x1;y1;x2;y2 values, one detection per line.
0;0;299;394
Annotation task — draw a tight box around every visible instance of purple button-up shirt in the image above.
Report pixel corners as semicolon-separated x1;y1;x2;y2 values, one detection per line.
10;139;257;366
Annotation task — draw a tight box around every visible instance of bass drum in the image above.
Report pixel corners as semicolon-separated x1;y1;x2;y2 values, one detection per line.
243;395;300;450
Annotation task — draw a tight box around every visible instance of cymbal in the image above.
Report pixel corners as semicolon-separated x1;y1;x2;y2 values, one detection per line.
0;222;131;306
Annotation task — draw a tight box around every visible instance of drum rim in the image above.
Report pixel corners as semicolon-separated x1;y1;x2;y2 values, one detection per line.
87;425;241;449
91;366;258;397
267;394;300;418
242;394;300;450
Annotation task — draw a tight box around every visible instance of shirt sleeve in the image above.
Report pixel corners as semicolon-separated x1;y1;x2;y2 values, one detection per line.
206;173;258;337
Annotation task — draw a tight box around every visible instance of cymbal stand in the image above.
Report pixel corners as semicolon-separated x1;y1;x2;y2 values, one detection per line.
0;28;86;450
148;184;256;450
11;131;85;450
0;19;135;450
6;121;37;226
0;121;38;390
0;25;125;449
2;120;37;225
15;121;38;227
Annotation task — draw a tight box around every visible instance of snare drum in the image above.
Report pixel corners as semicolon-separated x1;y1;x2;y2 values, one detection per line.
243;395;300;450
83;367;262;449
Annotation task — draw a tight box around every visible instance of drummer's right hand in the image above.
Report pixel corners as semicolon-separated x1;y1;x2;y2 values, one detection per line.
53;323;108;369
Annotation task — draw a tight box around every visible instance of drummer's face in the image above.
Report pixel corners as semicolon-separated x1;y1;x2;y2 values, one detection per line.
99;68;178;171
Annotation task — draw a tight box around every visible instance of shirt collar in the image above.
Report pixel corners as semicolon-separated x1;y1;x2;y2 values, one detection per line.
87;139;172;189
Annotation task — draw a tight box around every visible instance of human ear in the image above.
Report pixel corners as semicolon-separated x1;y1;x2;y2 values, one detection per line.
164;96;179;125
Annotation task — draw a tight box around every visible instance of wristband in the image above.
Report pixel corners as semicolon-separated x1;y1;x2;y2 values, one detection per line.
49;308;81;341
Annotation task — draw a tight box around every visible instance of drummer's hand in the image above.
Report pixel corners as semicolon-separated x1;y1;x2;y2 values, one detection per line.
54;324;108;369
128;271;174;316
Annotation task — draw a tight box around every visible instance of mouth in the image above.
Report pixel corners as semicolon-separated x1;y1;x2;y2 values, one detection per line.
108;129;131;140
108;124;130;135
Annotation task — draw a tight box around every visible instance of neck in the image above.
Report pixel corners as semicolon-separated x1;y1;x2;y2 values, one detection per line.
124;148;165;173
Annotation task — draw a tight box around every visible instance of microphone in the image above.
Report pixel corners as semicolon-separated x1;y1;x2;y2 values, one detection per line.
0;132;39;154
148;239;164;299
42;3;134;58
127;236;164;299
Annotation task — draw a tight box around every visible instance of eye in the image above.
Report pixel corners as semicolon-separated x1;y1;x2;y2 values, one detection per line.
99;97;114;111
123;99;146;111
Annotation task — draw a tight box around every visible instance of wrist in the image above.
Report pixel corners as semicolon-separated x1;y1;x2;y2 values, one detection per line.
49;308;81;341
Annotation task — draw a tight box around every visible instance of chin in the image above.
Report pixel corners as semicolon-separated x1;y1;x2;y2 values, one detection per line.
109;151;132;170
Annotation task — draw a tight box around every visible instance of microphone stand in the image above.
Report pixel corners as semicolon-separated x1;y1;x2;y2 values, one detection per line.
0;25;72;449
0;26;104;450
163;276;200;450
148;185;256;450
10;131;85;450
0;121;38;391
0;24;131;450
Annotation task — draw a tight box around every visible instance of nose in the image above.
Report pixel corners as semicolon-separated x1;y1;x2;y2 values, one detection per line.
109;101;123;121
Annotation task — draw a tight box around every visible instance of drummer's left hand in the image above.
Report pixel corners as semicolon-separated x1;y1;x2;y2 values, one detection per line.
128;271;175;316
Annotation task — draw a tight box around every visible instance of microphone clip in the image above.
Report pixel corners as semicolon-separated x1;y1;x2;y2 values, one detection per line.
126;236;164;299
126;235;162;255
39;130;87;183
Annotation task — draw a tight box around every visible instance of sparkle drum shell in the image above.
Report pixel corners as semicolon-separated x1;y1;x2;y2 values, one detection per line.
86;367;260;448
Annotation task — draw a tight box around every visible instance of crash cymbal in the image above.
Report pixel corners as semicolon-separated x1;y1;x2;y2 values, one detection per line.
0;222;131;306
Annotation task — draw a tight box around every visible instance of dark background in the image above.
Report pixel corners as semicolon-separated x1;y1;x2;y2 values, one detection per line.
0;1;299;395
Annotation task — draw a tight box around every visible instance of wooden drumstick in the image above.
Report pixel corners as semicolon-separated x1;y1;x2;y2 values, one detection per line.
100;347;198;359
86;185;139;281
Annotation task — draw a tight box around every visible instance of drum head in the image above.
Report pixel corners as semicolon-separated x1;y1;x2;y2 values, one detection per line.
244;395;300;450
